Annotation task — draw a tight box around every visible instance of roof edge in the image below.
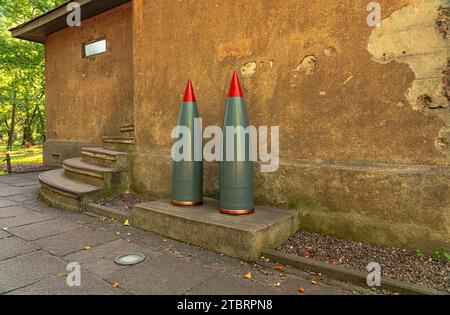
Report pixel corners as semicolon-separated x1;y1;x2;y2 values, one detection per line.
10;0;131;43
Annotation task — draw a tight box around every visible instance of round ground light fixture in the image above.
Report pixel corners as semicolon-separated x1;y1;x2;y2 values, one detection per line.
114;252;146;266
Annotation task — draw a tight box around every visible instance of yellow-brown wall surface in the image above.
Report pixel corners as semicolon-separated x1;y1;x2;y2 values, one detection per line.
133;0;448;164
45;2;133;165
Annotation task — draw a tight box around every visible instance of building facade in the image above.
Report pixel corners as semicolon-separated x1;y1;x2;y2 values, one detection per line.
11;0;450;251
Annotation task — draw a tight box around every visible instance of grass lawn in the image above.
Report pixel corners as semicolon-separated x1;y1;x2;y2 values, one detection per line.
0;145;43;155
0;144;44;175
9;153;43;164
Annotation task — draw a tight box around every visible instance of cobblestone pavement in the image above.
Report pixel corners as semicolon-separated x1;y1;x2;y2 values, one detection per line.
0;172;355;295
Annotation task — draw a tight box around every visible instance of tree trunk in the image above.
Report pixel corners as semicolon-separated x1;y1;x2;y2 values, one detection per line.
37;107;45;143
22;124;32;147
7;94;17;150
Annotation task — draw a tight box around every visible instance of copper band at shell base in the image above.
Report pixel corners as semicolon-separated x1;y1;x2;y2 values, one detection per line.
219;208;255;215
171;200;203;206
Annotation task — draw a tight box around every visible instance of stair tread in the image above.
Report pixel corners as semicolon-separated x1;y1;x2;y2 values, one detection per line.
102;136;134;140
39;169;102;196
81;147;127;156
63;157;116;173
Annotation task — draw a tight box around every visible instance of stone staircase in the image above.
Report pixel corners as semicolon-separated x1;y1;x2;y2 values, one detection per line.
39;125;135;212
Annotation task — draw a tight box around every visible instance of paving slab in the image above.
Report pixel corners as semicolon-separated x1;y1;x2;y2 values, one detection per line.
0;183;12;189
0;230;11;238
63;239;160;277
132;198;300;261
21;198;66;215
6;192;40;203
0;206;54;229
0;250;67;294
276;277;348;295
0;175;27;183
190;249;256;275
0;185;40;197
8;179;40;187
186;274;284;295
105;253;217;295
0;198;18;208
115;226;179;252
0;174;39;184
188;249;344;295
21;173;41;180
0;236;40;260
33;227;119;256
7;271;126;295
8;218;82;241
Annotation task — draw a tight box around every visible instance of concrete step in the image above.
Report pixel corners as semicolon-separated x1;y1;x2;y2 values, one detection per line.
119;124;134;137
81;147;129;169
102;136;135;151
39;169;102;213
63;157;118;187
85;202;130;223
119;124;134;132
131;198;299;261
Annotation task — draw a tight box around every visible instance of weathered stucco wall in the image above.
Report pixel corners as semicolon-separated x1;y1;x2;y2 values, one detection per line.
131;0;450;251
45;3;133;166
133;0;448;165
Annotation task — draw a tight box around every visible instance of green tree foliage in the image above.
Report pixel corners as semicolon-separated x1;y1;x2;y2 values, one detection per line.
0;0;66;149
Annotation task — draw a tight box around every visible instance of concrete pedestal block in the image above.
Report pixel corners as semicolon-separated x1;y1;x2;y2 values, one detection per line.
132;198;299;261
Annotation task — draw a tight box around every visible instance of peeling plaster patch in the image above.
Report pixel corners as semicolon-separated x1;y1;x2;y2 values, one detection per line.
294;55;317;75
240;61;257;77
417;94;435;110
368;0;450;157
435;5;449;39
444;58;450;103
435;127;450;156
368;0;448;110
324;46;337;57
217;38;253;61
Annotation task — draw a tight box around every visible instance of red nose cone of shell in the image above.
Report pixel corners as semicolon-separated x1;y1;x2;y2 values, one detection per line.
228;71;243;97
183;80;197;102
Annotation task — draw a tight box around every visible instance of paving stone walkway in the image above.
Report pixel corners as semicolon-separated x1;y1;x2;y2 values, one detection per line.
0;172;354;295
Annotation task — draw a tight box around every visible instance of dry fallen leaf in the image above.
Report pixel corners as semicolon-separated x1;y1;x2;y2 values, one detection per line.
112;282;120;289
297;287;305;294
244;272;253;280
274;264;284;271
